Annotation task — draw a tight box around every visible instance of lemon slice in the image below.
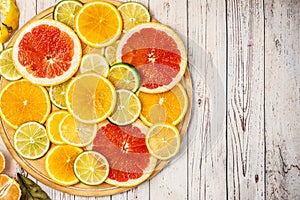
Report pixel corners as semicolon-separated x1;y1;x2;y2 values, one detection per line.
104;40;119;65
0;47;22;81
108;89;141;126
74;151;109;186
14;122;50;160
146;123;180;160
53;0;83;29
59;113;97;147
108;63;141;92
80;54;109;77
118;2;150;31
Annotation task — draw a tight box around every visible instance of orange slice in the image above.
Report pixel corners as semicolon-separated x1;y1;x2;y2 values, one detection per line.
0;174;21;200
0;152;5;173
137;83;188;126
74;1;122;47
45;110;69;145
45;145;83;186
0;80;51;129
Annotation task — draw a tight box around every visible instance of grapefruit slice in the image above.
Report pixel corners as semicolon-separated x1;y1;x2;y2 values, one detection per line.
12;19;81;86
116;22;187;93
91;120;157;187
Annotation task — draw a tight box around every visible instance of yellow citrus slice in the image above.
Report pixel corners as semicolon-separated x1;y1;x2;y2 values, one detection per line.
108;89;141;126
0;152;5;173
74;1;122;47
73;151;109;186
66;73;116;124
49;78;72;109
53;0;83;29
59;113;97;147
45;110;69;145
0;80;51;129
79;54;109;77
0;47;22;81
14;121;50;160
104;40;119;65
12;19;81;86
137;83;188;126
0;174;21;200
45;145;83;186
118;2;150;31
146;123;180;160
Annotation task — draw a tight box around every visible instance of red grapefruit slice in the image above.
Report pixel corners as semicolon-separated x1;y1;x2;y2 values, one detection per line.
12;19;81;86
91;120;157;187
116;22;187;93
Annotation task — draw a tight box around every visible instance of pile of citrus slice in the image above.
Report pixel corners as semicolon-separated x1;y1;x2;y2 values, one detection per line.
0;0;190;192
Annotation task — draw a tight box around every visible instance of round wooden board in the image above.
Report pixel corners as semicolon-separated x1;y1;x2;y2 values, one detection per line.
0;0;192;197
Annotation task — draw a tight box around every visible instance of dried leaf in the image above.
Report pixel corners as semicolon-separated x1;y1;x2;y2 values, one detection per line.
17;173;51;200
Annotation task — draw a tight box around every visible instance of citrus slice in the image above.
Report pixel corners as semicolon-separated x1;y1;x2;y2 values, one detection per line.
91;120;157;187
146;123;180;160
82;45;104;55
53;0;83;29
45;145;83;186
117;22;187;93
0;174;21;200
13;122;50;160
0;152;5;173
104;40;119;65
66;73;116;124
108;62;140;92
49;78;72;109
73;151;109;186
45;110;69;145
59;113;97;147
0;47;22;81
74;1;122;47
0;80;51;129
12;19;81;86
79;54;109;77
108;89;141;126
118;2;150;31
137;83;188;126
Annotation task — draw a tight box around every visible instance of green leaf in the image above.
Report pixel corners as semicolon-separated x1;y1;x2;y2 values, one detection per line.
17;173;51;200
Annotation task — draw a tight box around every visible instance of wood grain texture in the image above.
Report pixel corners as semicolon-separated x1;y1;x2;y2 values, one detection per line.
226;0;265;199
265;0;300;199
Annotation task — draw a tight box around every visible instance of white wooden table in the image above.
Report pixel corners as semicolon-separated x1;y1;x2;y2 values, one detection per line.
0;0;299;199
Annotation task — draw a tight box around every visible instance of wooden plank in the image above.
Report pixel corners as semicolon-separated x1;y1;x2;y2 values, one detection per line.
265;0;300;199
148;0;188;199
226;0;266;199
187;0;227;199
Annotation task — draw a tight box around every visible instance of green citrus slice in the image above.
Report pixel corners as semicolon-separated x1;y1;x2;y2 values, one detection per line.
0;47;22;81
73;151;109;186
14;121;50;160
108;63;140;92
145;123;180;160
53;0;83;29
108;89;141;126
49;79;72;109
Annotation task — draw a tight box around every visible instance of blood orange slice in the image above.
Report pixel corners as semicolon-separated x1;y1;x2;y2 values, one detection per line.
116;22;187;93
91;120;157;187
12;19;81;86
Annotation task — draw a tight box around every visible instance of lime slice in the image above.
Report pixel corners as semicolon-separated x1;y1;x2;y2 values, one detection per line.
108;63;140;92
14;122;50;160
118;2;151;31
145;123;180;160
53;0;83;29
0;47;22;81
108;89;141;126
80;54;109;77
74;151;109;186
59;113;97;147
49;79;72;109
104;40;119;65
